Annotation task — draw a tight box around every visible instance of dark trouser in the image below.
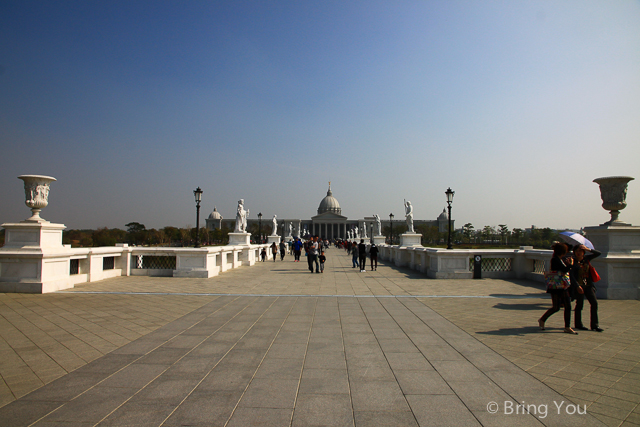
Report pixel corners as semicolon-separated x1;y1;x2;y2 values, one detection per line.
575;286;599;329
352;255;358;268
359;255;366;270
541;291;571;328
310;254;319;272
280;249;285;260
307;253;313;270
371;255;377;270
272;252;277;261
294;250;301;261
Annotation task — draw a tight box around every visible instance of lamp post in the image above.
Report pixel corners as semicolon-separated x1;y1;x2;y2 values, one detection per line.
193;187;203;248
389;213;394;245
445;187;455;250
258;212;262;244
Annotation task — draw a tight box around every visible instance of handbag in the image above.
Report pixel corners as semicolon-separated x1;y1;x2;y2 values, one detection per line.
544;271;571;290
589;264;601;283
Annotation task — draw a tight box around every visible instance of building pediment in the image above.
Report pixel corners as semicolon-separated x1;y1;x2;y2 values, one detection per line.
311;212;347;222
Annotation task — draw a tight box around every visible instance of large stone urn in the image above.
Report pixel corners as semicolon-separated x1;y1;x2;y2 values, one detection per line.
593;176;635;226
18;175;57;223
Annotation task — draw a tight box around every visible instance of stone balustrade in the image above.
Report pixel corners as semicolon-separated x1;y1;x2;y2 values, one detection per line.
0;240;271;293
376;244;552;282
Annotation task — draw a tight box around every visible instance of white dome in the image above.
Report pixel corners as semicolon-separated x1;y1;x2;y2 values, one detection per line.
318;184;341;215
208;206;223;220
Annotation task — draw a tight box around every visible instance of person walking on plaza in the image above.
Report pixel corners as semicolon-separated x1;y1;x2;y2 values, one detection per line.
351;242;359;268
572;244;603;332
293;238;302;262
309;236;320;273
279;241;286;261
319;251;326;273
539;242;577;334
369;243;379;271
260;247;266;262
270;242;277;262
358;239;367;272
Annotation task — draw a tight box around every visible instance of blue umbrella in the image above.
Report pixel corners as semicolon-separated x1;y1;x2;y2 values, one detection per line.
559;231;595;250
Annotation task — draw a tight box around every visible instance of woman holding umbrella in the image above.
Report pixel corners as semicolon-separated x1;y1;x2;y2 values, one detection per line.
572;244;603;332
539;242;577;334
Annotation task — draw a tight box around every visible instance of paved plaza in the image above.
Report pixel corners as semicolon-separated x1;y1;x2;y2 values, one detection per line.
0;248;638;426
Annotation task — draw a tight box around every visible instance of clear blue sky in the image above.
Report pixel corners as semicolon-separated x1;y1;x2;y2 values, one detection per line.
1;1;639;231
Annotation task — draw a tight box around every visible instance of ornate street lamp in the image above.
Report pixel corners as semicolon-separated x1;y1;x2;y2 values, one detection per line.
258;212;263;244
389;213;394;245
445;187;455;250
193;187;203;248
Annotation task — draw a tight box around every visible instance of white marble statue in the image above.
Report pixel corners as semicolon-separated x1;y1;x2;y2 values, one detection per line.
404;199;414;233
374;214;382;236
288;222;293;237
354;226;359;239
362;223;367;239
271;215;278;236
234;199;249;233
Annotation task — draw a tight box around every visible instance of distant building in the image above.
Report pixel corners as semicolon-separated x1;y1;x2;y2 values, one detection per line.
205;206;223;230
213;184;452;239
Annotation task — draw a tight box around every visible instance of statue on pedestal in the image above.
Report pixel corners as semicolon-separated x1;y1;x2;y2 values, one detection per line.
362;223;367;239
404;199;414;233
288;222;293;237
354;226;359;239
374;214;382;236
234;199;249;233
271;215;278;236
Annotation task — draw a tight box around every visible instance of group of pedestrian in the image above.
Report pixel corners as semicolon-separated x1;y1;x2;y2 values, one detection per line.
260;236;382;275
346;239;378;272
539;242;603;334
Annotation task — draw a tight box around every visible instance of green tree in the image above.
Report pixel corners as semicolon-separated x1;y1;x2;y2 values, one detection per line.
512;228;523;245
498;224;509;245
125;222;148;245
462;223;474;243
93;227;126;246
482;226;496;243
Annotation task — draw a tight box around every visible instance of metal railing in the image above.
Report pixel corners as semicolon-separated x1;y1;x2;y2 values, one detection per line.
132;255;177;270
469;257;513;272
103;256;115;270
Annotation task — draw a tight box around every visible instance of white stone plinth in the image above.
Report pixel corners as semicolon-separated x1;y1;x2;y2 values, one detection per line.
0;221;72;293
399;233;422;247
228;232;251;246
267;235;281;244
372;236;386;246
584;225;640;300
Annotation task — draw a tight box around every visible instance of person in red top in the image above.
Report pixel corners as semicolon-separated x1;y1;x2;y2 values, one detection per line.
572;245;603;332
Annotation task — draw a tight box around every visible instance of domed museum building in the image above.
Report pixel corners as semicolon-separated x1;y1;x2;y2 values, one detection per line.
207;184;450;240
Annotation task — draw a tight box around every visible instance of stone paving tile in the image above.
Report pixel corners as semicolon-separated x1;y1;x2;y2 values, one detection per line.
0;247;626;426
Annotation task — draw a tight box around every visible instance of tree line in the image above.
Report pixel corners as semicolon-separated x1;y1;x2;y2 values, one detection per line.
61;222;233;247
381;223;561;249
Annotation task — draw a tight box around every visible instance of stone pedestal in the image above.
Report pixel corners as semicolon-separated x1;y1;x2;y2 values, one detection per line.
399;233;422;247
267;235;281;244
228;232;251;246
584;226;640;300
0;221;71;293
372;236;386;246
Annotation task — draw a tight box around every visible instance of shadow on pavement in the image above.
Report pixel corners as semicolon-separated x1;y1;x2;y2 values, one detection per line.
476;326;543;336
